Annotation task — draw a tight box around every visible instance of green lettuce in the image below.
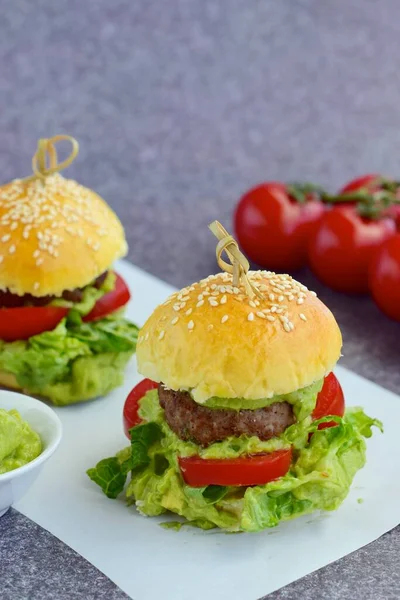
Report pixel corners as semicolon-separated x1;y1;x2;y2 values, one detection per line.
87;390;382;531
0;315;138;405
0;409;42;474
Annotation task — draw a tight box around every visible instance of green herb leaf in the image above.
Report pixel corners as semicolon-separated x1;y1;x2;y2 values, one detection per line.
87;457;129;499
130;422;164;471
202;485;228;504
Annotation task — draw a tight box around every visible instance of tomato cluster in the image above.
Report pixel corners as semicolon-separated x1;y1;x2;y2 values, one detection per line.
234;175;400;322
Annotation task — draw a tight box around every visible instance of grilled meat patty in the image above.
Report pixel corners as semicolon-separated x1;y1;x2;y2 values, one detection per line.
158;384;295;447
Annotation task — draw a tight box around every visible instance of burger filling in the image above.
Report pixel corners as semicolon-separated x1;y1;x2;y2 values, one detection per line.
158;386;295;446
88;382;381;532
0;271;138;405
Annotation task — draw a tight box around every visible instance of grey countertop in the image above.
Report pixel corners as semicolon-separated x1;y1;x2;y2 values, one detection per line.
1;1;400;598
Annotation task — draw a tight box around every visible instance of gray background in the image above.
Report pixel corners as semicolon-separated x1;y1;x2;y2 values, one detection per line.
1;1;399;598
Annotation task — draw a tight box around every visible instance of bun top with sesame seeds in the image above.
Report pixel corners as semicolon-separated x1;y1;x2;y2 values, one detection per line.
136;270;342;403
0;135;127;297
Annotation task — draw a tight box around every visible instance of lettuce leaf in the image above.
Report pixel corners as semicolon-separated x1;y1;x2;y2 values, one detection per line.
88;389;382;532
0;314;138;404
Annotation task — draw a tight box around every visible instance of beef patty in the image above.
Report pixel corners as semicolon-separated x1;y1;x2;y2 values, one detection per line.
158;385;295;447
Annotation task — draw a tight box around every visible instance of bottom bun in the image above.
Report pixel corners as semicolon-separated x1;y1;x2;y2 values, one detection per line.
0;371;23;391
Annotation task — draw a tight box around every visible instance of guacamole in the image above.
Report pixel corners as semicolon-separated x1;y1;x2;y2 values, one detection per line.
0;409;42;474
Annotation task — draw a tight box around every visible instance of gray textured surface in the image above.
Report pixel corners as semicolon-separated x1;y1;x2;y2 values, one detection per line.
1;1;400;598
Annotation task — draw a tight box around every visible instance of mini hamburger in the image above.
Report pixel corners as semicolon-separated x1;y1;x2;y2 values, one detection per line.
0;135;138;405
88;222;381;531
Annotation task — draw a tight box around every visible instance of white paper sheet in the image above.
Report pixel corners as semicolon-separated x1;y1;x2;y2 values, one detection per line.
15;260;400;600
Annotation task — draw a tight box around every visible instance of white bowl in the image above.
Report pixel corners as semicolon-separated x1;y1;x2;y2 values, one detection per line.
0;391;62;517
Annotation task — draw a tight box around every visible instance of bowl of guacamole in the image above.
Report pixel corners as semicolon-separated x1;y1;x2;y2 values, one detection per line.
0;391;62;517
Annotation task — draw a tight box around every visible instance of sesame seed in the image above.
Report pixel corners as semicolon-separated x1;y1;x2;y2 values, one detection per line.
197;294;204;301
256;311;265;319
271;306;277;313
207;324;214;331
249;300;256;308
209;299;218;307
266;315;276;322
233;287;240;294
8;245;15;254
311;291;317;297
269;293;275;301
299;313;307;321
10;222;17;231
186;308;193;315
1;234;10;243
188;320;194;330
33;282;40;290
196;300;204;307
171;317;179;325
158;330;165;340
36;258;43;266
33;250;40;258
283;322;291;332
248;312;255;321
297;298;304;305
173;304;181;312
221;315;229;323
220;295;227;304
278;295;284;302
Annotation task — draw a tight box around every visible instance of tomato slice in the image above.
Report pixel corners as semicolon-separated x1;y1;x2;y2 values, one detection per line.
313;372;345;429
178;448;293;487
84;273;131;322
123;378;159;438
0;306;68;342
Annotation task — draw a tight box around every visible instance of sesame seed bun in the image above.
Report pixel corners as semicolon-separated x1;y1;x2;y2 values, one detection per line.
0;173;127;296
136;271;342;403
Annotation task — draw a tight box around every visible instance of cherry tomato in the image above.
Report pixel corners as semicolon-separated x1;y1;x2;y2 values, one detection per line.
369;234;400;321
84;272;131;322
313;373;345;429
234;183;325;272
309;205;396;294
0;306;68;342
123;378;159;438
178;448;292;488
339;174;381;194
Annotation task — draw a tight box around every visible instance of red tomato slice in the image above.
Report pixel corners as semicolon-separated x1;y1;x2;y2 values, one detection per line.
123;378;159;438
313;372;345;429
178;448;293;487
0;306;68;342
84;272;131;322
